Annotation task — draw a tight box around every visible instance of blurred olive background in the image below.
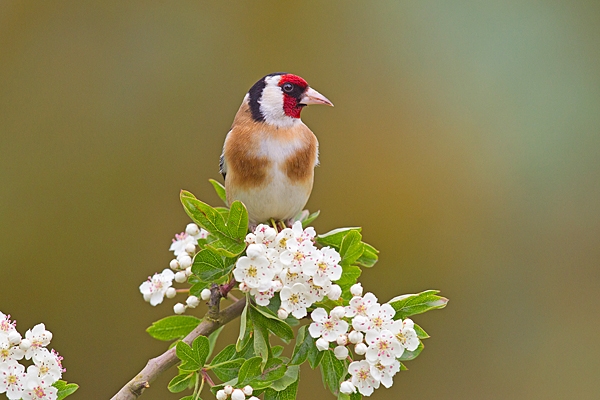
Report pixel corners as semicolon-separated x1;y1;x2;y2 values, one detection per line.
2;1;600;399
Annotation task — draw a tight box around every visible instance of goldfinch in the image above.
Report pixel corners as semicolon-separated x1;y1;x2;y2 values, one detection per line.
220;73;333;225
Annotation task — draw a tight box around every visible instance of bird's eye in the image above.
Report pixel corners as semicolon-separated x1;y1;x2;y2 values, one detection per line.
282;83;294;93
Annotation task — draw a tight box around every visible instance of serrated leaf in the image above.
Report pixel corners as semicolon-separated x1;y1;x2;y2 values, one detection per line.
180;191;247;257
192;249;236;282
53;380;79;400
250;305;294;342
320;351;346;395
209;179;227;205
336;265;362;291
264;379;298;400
176;335;209;372
168;372;195;393
146;315;202;341
399;341;424;361
388;290;449;319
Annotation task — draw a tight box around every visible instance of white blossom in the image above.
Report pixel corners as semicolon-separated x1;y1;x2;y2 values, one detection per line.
352;303;395;333
369;359;400;389
365;329;403;366
0;361;27;399
388;318;420;352
233;255;274;291
24;324;52;361
345;293;378;318
139;269;175;306
280;283;313;319
348;360;380;396
308;308;349;342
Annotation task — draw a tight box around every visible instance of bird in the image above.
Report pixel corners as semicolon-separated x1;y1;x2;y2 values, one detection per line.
220;72;333;225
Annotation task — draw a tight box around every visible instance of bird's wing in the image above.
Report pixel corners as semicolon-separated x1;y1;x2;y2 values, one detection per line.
219;130;231;179
219;152;226;179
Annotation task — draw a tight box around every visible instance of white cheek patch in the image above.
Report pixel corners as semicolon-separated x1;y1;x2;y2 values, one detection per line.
259;76;301;128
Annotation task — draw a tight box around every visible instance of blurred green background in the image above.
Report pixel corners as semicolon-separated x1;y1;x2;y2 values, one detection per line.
2;1;600;399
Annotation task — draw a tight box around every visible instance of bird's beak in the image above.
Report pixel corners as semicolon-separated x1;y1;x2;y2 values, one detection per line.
299;87;334;107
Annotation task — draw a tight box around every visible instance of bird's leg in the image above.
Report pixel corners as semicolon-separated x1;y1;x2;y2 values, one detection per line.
279;220;288;230
269;218;279;232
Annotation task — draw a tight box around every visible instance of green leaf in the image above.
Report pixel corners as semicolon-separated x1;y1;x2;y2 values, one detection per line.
146;315;202;341
210;344;245;382
388;290;449;319
290;325;319;367
176;335;209;372
253;317;270;366
207;326;224;359
414;323;429;339
189;281;211;297
168;372;195;393
53;380;79;400
302;210;320;228
209;178;227;205
248;358;287;390
316;227;362;249
212;358;245;382
250;305;294;342
339;230;364;266
336;265;362;294
180;191;247;257
356;242;378;268
192;249;235;282
236;301;251;352
320;351;346;395
399;341;424;361
264;379;298;400
237;357;263;385
269;365;299;391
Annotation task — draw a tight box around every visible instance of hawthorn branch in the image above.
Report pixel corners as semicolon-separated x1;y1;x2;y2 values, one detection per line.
111;293;247;400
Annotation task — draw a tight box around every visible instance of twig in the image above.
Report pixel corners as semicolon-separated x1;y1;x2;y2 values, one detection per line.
111;295;247;400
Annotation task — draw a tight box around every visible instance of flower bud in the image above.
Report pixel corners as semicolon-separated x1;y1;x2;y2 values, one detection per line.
336;334;348;346
246;244;265;259
231;388;245;400
330;306;345;319
184;243;196;255
277;308;289;319
185;267;193;276
350;283;363;297
245;233;257;244
224;385;234;395
327;284;342;300
264;227;277;241
200;288;211;301
348;330;364;344
186;223;200;236
242;385;253;396
354;342;367;355
315;338;329;351
334;345;348;360
173;303;185;314
178;255;192;269
215;389;227;400
19;339;31;351
186;296;200;308
174;271;187;283
8;331;21;345
165;288;177;299
340;380;356;395
169;259;180;270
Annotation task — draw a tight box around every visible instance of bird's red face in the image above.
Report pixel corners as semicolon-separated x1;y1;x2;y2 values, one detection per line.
247;73;333;127
279;74;309;119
